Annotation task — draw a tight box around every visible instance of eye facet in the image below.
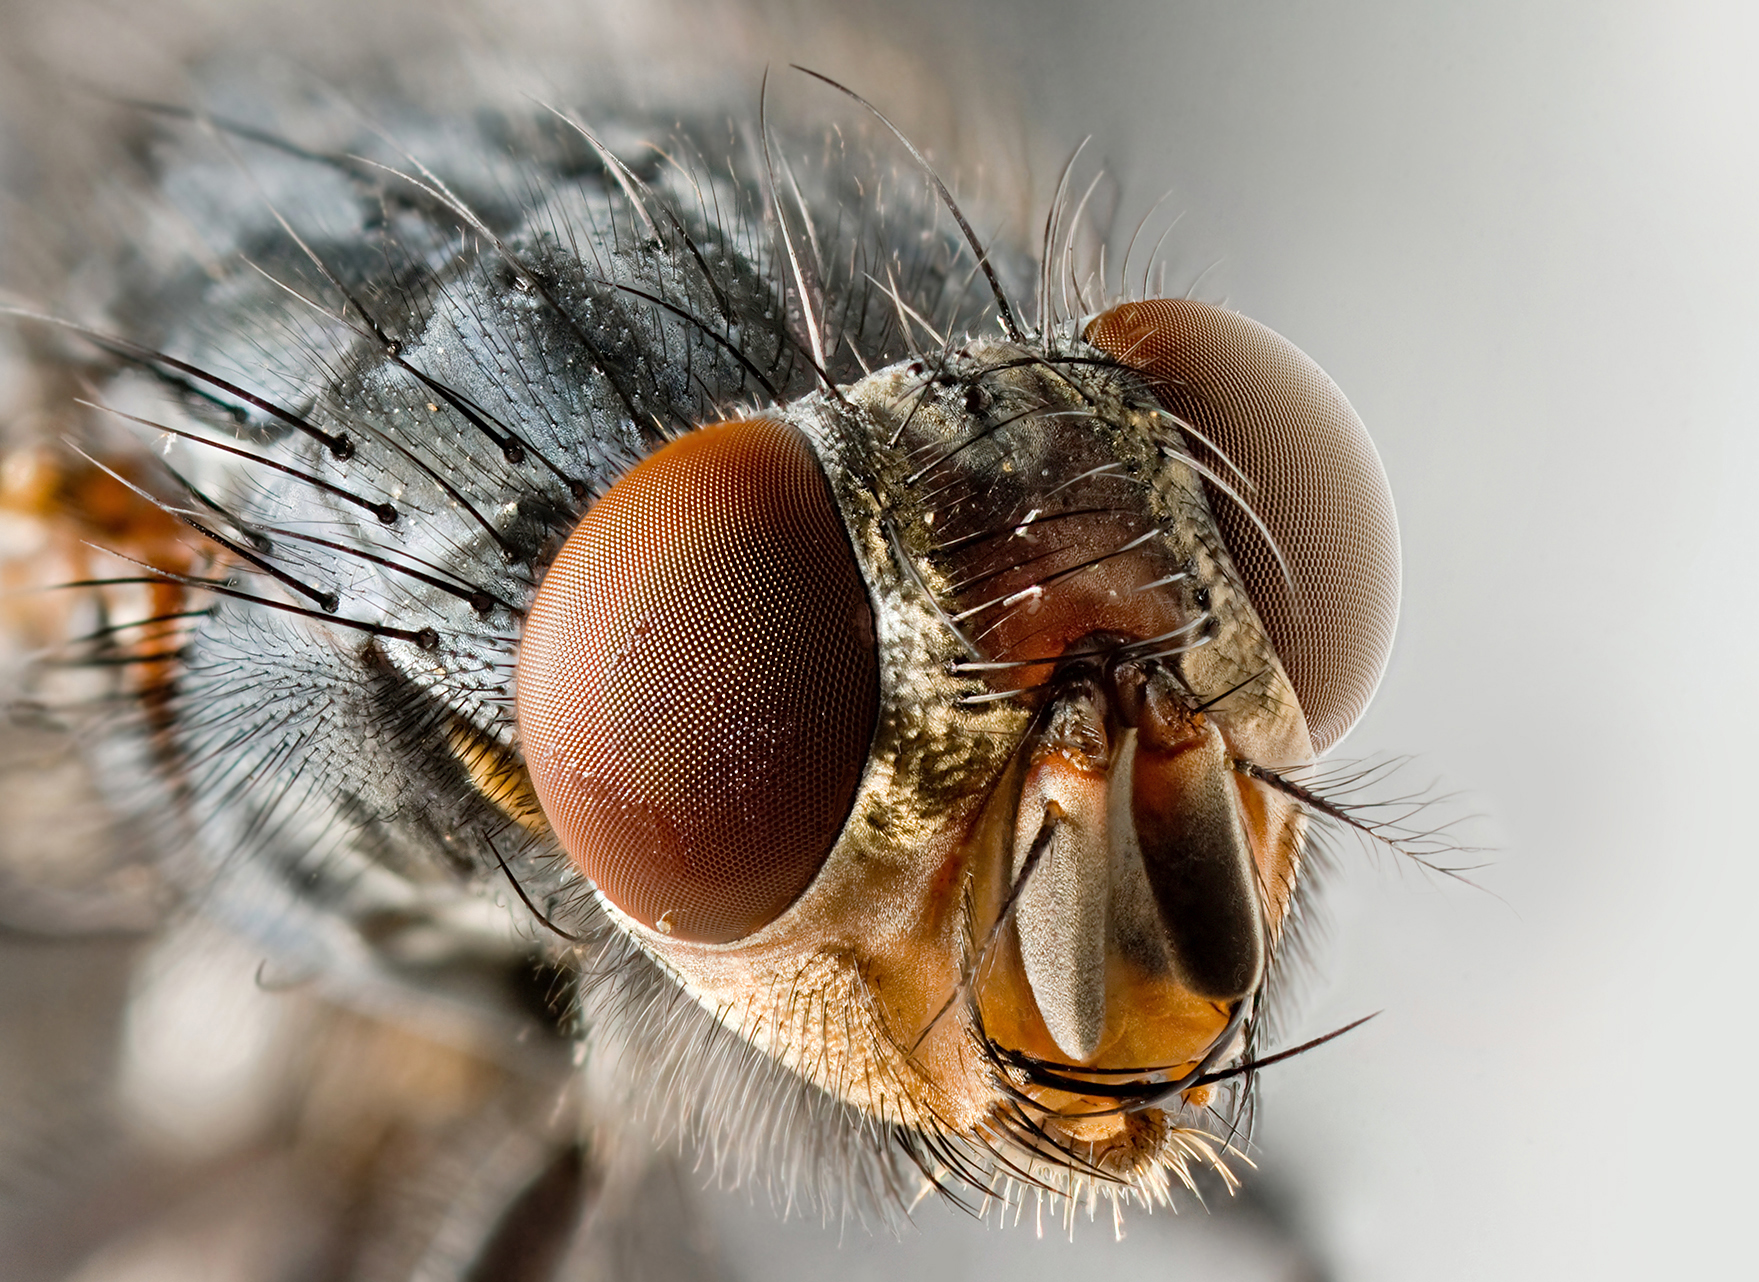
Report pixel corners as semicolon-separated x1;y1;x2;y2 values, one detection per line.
1085;299;1401;755
515;418;879;944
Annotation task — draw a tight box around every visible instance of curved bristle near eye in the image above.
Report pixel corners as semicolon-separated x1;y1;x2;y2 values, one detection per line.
1085;299;1401;755
515;418;880;944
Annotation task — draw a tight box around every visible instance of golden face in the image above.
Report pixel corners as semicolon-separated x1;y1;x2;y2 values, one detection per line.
3;76;1400;1233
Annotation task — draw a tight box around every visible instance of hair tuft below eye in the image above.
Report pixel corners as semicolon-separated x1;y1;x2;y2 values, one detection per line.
515;418;879;944
1085;298;1401;755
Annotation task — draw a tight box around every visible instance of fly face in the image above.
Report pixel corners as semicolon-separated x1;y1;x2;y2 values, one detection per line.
514;309;1398;1194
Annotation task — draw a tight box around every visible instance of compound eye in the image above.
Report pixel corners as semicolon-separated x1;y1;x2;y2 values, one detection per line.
1085;299;1400;755
515;419;879;943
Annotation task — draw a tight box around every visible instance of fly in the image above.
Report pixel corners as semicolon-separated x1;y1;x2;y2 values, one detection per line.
0;49;1434;1275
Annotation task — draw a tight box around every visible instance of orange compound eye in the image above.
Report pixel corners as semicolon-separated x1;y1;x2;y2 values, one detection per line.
514;418;879;944
1085;299;1401;755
